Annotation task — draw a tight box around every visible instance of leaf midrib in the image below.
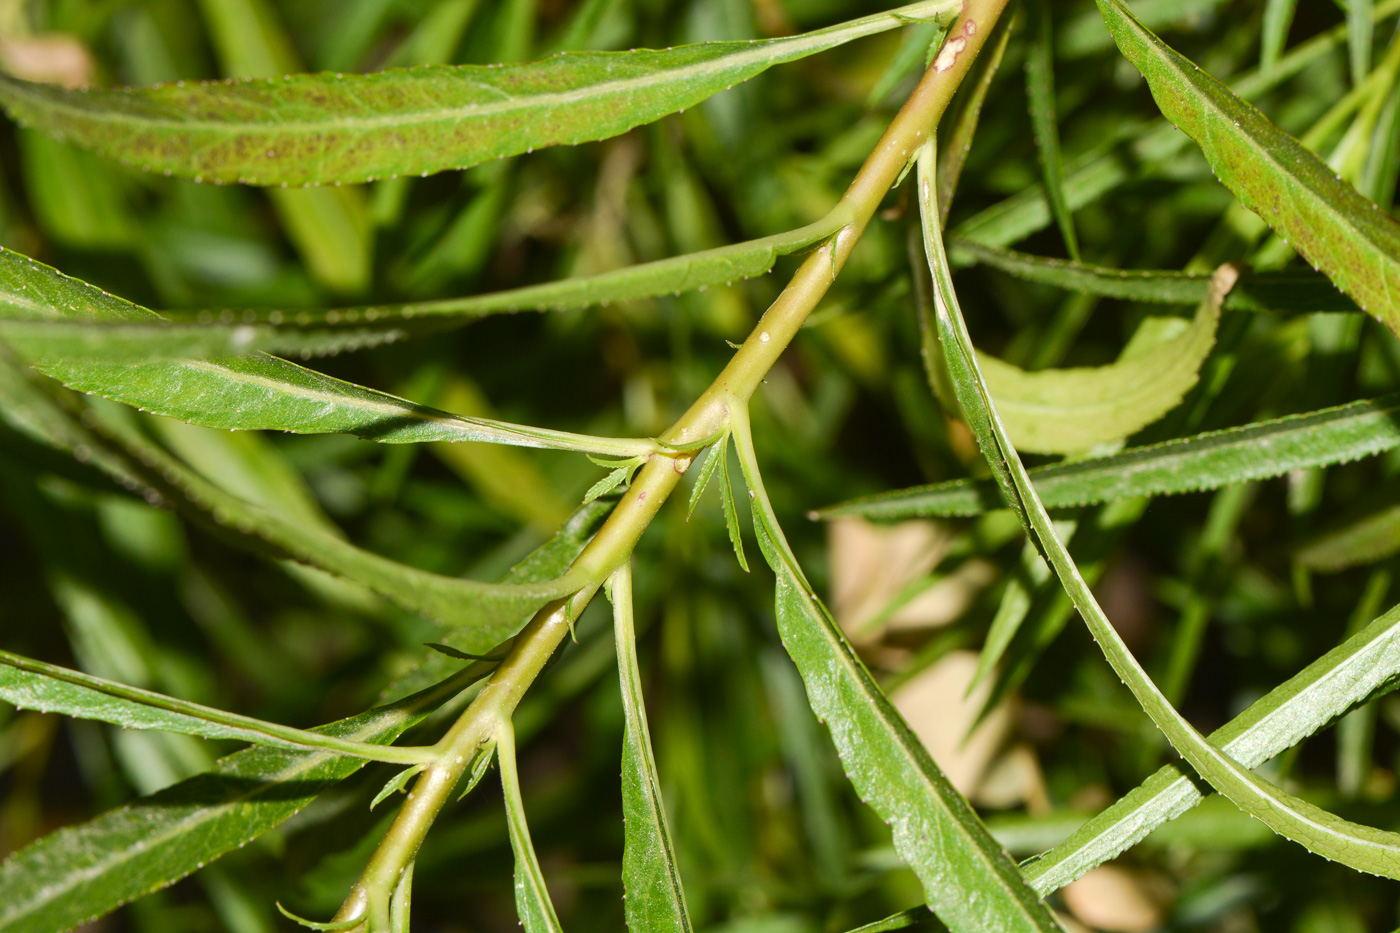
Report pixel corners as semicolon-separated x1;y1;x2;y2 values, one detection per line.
6;2;951;139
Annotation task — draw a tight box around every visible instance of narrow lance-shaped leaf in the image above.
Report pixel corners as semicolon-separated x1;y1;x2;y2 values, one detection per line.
0;246;659;458
918;140;1400;881
1024;0;1078;259
728;405;1063;933
163;213;845;330
949;237;1361;312
1024;601;1400;894
1096;0;1400;334
954;0;1400;249
0;649;435;764
0;0;960;187
1296;501;1400;572
817;394;1400;520
610;562;692;933
1261;0;1299;73
0;355;583;650
976;274;1224;455
0;668;472;933
497;720;565;933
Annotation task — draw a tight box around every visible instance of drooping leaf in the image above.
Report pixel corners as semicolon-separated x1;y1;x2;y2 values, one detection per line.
728;406;1063;933
817;395;1400;520
1024;0;1078;259
0;244;658;458
1023;601;1400;894
949;237;1361;312
918;140;1400;881
0;670;468;933
161;213;844;329
1096;0;1400;333
0;355;584;650
0;648;434;763
497;720;565;933
611;562;692;933
0;0;959;187
686;437;724;520
973;267;1228;454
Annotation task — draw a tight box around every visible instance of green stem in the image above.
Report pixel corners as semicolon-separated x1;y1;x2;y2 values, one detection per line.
334;0;1010;922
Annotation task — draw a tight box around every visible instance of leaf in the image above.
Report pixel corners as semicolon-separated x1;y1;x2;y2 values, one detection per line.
0;649;434;764
0;354;584;650
816;394;1400;520
686;437;723;519
918;139;1400;882
456;739;496;801
0;0;960;186
1023;601;1400;894
973;269;1229;455
0;317;417;360
727;406;1063;933
1296;502;1400;571
1261;0;1298;73
0;245;657;458
954;3;1400;249
371;765;425;810
0;670;467;933
497;720;565;933
610;562;692;933
165;214;844;329
1024;0;1078;259
585;466;630;504
949;237;1361;312
1095;0;1400;334
716;433;749;572
1349;0;1375;85
844;908;945;933
276;903;366;931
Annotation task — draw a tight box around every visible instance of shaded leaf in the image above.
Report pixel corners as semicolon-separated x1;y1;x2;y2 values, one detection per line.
1024;0;1078;259
1096;0;1400;334
0;671;466;933
950;237;1361;312
0;649;433;763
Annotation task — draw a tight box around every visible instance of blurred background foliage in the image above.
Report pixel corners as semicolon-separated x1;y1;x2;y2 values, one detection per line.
1;0;1400;931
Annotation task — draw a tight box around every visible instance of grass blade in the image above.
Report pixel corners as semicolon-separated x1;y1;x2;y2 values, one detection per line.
949;237;1361;312
611;562;692;933
1096;0;1400;334
1024;0;1078;259
0;649;433;764
729;406;1063;933
497;720;565;933
0;1;958;186
1262;0;1299;73
1023;601;1400;894
0;671;466;933
919;139;1400;881
817;395;1400;520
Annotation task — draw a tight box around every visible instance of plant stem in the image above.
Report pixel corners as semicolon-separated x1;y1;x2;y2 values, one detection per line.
336;1;1009;922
